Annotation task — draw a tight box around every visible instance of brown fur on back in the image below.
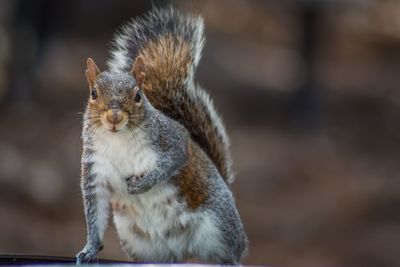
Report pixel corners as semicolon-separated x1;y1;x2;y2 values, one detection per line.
173;139;209;209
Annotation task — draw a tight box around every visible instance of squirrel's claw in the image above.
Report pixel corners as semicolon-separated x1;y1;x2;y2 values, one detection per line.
125;174;148;194
125;174;143;182
76;250;98;264
76;244;102;264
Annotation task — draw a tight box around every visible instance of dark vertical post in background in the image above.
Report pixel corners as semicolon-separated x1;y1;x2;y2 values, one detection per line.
290;3;321;130
6;0;56;105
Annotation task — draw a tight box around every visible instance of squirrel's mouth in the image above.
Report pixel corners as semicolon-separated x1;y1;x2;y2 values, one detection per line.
105;121;128;133
106;121;128;133
101;110;129;133
111;125;118;132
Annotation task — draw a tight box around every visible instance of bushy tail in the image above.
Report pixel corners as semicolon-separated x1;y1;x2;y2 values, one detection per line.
107;7;234;183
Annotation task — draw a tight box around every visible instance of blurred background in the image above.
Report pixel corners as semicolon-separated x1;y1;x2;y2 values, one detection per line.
1;0;400;266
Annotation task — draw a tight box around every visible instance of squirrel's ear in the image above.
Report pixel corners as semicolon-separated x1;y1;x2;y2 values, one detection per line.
86;57;101;89
131;56;146;88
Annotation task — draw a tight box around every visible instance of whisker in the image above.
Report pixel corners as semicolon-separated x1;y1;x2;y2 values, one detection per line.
127;122;147;147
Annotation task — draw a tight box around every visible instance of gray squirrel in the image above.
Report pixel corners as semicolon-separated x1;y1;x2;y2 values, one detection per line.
76;7;248;265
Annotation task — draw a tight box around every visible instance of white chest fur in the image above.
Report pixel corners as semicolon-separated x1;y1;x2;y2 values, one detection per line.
91;127;157;194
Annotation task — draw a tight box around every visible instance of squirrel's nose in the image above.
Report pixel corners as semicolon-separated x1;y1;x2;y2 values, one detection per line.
107;109;123;124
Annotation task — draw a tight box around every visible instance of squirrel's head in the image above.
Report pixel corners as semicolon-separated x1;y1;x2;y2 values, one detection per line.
85;57;146;133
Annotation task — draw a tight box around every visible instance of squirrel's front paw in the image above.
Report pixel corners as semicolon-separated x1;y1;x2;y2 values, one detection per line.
76;245;102;264
125;174;149;194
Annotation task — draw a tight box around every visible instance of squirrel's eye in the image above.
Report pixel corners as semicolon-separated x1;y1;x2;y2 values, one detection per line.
91;89;97;99
134;91;141;103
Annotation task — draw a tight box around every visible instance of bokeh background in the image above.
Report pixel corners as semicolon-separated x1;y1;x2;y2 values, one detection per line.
1;0;400;266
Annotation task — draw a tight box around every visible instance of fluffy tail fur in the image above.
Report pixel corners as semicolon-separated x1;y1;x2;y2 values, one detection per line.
107;7;234;183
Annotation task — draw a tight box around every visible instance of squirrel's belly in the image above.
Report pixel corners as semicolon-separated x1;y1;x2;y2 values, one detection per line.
110;183;224;261
112;182;188;260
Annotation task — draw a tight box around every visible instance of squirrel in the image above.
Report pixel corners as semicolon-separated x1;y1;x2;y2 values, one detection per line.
76;7;247;265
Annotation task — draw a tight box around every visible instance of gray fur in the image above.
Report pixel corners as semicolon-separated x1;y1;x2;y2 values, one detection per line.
125;100;188;194
77;125;107;264
205;169;249;263
76;161;104;264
